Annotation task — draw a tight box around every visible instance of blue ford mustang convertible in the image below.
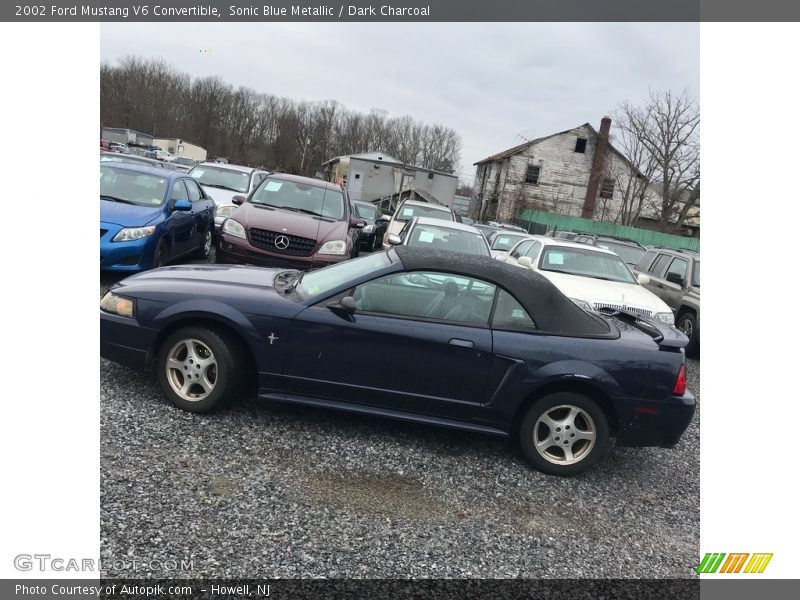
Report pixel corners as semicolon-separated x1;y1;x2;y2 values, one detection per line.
100;247;695;475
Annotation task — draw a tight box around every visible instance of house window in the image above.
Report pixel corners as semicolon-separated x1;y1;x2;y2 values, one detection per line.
599;177;615;199
525;165;540;185
575;138;587;153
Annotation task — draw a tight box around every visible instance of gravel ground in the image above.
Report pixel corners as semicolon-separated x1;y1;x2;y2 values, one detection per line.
100;252;699;579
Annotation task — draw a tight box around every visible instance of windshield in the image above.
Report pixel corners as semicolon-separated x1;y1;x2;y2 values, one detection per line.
355;203;379;220
691;261;700;287
190;165;250;193
251;177;345;219
491;233;529;251
100;165;169;206
297;252;391;298
596;241;646;265
407;224;490;256
539;246;636;284
395;203;452;223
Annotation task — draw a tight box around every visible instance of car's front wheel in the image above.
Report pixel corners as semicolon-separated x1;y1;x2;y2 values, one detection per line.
518;392;609;476
195;227;212;259
156;327;242;413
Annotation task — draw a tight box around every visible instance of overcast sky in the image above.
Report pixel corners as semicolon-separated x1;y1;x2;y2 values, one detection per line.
100;23;698;183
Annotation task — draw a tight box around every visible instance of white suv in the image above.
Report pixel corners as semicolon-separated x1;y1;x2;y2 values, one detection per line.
382;200;454;250
504;236;675;324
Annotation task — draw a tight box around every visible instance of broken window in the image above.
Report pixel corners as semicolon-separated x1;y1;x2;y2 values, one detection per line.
600;177;615;199
525;165;540;185
575;138;587;153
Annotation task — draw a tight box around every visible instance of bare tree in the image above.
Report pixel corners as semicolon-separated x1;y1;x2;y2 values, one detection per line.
615;90;700;231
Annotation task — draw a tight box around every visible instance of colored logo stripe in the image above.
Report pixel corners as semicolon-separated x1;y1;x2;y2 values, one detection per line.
744;553;773;574
720;553;749;573
697;552;772;574
697;553;726;574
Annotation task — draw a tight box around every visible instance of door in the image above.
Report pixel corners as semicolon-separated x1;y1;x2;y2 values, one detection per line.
349;170;364;201
184;178;213;247
661;257;689;311
164;179;195;256
282;271;496;420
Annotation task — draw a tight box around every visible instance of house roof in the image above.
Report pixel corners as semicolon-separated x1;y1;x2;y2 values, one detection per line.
322;151;400;166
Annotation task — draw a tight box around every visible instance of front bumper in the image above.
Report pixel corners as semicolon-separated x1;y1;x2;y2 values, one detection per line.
100;311;158;372
216;233;348;270
100;223;158;272
613;390;696;448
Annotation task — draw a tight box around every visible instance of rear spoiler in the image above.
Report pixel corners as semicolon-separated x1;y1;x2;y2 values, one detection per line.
599;308;688;349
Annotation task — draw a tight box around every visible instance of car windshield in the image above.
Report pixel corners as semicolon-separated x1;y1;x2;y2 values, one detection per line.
251;177;345;219
539;246;636;284
407;224;490;256
355;203;379;220
395;203;452;223
491;233;529;251
297;252;392;298
189;165;250;193
100;166;169;206
596;240;646;265
691;261;700;287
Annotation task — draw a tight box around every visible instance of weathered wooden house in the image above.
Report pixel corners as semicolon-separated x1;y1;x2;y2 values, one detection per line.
471;117;645;223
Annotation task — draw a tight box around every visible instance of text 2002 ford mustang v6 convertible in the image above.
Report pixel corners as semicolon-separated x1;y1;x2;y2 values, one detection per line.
100;247;694;476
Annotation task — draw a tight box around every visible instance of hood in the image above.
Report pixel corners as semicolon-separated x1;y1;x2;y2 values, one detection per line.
100;199;164;227
538;270;672;315
233;202;348;243
199;185;239;207
120;264;281;290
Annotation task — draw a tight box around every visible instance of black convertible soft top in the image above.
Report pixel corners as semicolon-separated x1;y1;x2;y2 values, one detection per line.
393;246;611;336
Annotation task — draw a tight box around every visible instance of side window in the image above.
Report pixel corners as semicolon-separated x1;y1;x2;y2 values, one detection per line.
351;271;496;326
524;241;542;259
171;180;189;202
184;179;203;202
491;289;537;330
666;258;688;282
510;240;535;259
650;254;673;277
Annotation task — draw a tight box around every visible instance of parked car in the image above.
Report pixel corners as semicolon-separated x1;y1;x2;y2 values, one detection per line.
487;230;535;259
382;200;454;250
172;157;198;172
99;246;694;476
506;237;676;324
189;162;270;234
572;233;647;267
634;247;700;356
100;164;215;271
100;139;110;151
108;142;129;154
487;221;528;233
474;224;501;240
547;230;581;241
216;172;365;270
384;216;491;257
353;200;390;251
459;216;475;226
101;151;171;169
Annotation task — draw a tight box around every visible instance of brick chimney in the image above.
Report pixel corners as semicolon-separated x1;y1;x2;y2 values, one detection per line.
581;116;612;219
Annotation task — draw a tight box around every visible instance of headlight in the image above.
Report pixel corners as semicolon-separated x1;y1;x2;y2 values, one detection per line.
362;224;375;234
100;292;135;317
318;240;347;255
222;218;246;239
216;205;237;219
654;311;675;325
112;226;156;242
569;298;593;312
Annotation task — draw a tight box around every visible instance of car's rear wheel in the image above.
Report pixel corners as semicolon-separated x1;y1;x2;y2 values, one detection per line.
519;392;609;476
195;227;212;259
677;312;699;357
156;327;241;413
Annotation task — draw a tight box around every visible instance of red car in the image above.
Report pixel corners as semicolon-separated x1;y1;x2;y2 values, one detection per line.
100;139;110;151
216;173;365;270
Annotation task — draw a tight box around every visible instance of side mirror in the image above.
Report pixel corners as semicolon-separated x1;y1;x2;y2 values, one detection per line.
349;218;366;229
636;273;651;286
232;195;246;206
517;256;533;268
172;200;192;212
666;272;685;285
386;233;402;246
328;296;357;321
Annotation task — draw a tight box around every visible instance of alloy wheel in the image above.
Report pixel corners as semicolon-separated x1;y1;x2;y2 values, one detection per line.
678;317;694;338
202;230;212;256
533;404;597;465
165;338;218;402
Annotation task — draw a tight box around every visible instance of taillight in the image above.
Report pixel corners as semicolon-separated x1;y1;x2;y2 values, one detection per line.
672;364;687;396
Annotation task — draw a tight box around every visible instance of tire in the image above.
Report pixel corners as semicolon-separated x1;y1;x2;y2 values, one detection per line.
195;227;212;260
676;312;699;357
156;326;242;413
152;237;169;269
518;392;609;476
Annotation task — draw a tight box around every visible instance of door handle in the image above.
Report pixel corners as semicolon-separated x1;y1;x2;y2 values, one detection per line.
449;338;474;349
